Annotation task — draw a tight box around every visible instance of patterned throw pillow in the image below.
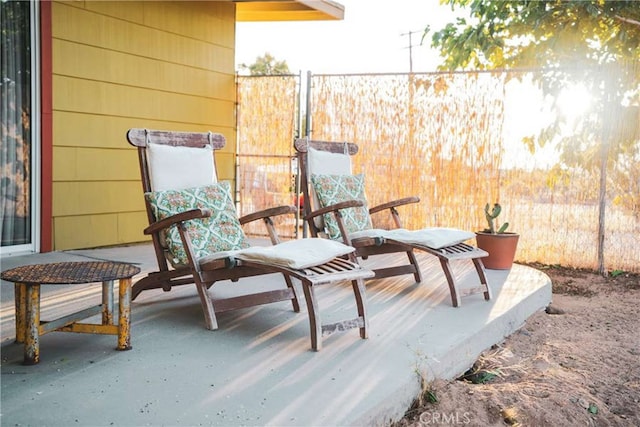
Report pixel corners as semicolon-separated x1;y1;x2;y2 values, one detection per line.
310;174;373;240
145;182;249;266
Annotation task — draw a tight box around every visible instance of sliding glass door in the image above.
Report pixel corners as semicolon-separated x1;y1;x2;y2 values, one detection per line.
1;0;40;254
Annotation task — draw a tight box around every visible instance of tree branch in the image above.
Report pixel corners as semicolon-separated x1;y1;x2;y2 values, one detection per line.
614;14;640;28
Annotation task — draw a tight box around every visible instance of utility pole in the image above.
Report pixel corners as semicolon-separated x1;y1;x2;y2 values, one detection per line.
401;30;421;73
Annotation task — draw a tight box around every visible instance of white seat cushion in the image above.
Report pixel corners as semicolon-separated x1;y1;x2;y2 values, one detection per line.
235;238;355;270
351;227;475;250
197;250;242;266
349;229;389;240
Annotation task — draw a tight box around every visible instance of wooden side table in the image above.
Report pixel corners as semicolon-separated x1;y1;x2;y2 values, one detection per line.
1;261;140;365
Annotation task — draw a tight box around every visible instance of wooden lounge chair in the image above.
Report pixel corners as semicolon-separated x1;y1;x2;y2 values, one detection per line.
126;128;373;350
294;137;491;307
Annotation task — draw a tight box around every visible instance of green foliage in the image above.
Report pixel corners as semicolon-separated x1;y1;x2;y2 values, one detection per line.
425;389;438;403
428;0;640;218
239;52;291;76
610;269;625;277
429;1;640;71
459;366;499;384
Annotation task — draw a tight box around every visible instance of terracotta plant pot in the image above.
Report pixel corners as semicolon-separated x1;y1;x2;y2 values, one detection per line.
475;232;520;270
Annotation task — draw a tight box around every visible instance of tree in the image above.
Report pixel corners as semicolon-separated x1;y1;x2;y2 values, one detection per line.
238;52;291;76
427;0;640;274
429;1;640;71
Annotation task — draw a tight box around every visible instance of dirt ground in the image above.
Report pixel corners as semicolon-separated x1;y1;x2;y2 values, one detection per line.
393;263;640;427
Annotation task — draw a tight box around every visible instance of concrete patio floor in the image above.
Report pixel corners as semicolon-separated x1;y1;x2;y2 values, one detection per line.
1;242;551;426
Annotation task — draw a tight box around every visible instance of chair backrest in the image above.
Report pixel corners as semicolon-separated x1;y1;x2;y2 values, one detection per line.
127;128;225;193
127;128;228;268
294;138;372;239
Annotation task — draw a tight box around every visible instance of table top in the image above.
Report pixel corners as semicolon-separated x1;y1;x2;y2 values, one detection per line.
1;261;141;285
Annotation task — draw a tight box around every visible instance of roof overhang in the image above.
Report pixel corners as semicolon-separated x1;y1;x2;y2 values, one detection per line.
234;1;345;22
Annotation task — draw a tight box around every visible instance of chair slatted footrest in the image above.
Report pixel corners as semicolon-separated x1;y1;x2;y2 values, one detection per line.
321;316;366;337
460;286;488;297
421;242;488;261
301;258;374;285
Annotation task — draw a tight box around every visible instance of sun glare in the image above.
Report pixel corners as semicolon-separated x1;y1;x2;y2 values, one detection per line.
556;83;592;124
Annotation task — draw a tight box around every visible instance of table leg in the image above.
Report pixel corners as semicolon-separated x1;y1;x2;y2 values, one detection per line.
117;277;132;351
23;284;41;365
14;283;26;343
102;280;114;325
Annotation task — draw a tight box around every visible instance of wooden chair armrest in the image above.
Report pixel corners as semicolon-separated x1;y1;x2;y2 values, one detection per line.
144;208;212;235
369;196;420;215
303;200;364;220
303;199;364;246
239;205;296;225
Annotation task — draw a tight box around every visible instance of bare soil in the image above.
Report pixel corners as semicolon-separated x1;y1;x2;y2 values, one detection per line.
393;263;640;427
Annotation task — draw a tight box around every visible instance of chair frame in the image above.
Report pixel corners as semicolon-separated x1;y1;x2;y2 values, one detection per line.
294;137;491;307
127;128;373;350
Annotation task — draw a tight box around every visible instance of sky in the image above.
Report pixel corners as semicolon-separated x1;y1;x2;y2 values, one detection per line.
235;1;567;168
235;0;463;75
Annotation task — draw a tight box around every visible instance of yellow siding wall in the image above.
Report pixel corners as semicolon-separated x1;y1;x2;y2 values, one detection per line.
51;1;237;250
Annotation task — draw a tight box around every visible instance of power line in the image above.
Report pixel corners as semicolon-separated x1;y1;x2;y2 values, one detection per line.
400;30;425;73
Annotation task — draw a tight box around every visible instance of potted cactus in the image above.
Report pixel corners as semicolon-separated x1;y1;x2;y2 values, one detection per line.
475;203;519;269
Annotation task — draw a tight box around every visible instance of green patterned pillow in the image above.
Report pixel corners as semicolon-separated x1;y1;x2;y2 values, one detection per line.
145;182;249;266
310;174;373;240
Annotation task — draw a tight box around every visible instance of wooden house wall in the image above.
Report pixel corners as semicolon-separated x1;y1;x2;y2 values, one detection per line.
51;1;236;249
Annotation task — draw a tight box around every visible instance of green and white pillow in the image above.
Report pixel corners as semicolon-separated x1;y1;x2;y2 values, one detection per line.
145;182;249;266
310;173;373;240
